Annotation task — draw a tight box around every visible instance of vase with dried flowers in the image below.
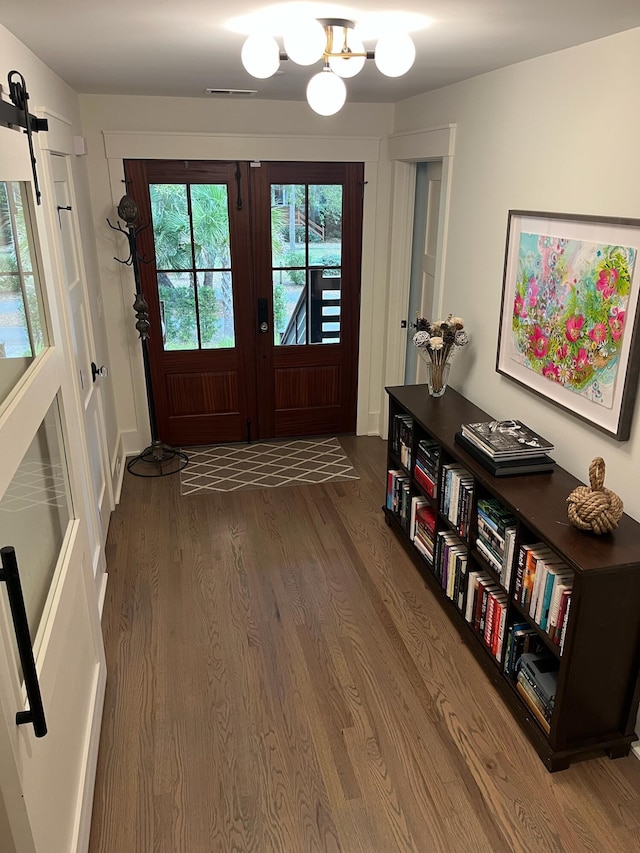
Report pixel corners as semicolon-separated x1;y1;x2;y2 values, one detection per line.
412;314;469;396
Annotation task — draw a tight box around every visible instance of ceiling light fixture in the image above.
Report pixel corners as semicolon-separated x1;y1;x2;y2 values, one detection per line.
240;18;415;116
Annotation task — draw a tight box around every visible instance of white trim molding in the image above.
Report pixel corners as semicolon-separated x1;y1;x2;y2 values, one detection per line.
103;130;381;163
388;124;456;162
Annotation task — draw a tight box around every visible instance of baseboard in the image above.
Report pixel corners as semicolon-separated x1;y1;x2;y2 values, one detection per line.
110;431;127;505
97;571;108;619
632;741;640;762
70;660;106;853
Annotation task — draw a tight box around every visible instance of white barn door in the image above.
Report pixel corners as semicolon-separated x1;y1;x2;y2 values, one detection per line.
0;123;106;853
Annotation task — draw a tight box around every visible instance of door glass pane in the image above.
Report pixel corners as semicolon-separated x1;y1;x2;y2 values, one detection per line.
0;396;71;674
273;270;305;345
197;272;234;348
151;183;236;350
191;184;231;269
271;183;343;346
0;181;49;406
158;272;198;350
149;184;192;271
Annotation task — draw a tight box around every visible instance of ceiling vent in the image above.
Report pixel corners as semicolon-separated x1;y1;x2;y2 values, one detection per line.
204;88;258;96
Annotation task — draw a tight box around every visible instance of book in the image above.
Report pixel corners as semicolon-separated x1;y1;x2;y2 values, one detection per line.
459;420;554;461
516;680;551;735
455;432;556;475
519;652;559;707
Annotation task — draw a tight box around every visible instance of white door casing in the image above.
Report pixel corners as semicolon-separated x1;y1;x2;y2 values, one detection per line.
415;160;442;385
0;121;106;853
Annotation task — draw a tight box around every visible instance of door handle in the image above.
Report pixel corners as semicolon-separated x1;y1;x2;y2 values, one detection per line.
91;362;109;382
0;547;47;737
257;297;269;333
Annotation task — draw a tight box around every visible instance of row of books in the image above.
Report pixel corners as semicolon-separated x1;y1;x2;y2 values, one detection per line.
386;469;410;530
514;543;573;652
410;498;436;565
414;438;440;499
503;623;546;678
475;496;517;590
391;413;413;469
434;530;468;610
440;462;474;537
464;569;508;660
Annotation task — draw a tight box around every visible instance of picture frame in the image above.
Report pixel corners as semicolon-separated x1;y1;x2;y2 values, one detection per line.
496;210;640;441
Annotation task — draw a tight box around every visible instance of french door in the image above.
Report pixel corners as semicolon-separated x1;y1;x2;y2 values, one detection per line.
124;159;364;445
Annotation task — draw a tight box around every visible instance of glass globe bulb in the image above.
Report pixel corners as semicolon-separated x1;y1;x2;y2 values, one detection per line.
283;19;327;66
306;69;347;116
374;32;416;77
241;34;280;79
328;32;366;79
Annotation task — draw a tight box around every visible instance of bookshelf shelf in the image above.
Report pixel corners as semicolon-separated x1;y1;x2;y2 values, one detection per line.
386;384;640;771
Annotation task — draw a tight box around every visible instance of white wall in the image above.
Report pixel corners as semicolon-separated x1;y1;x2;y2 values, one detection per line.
394;27;640;521
78;94;395;448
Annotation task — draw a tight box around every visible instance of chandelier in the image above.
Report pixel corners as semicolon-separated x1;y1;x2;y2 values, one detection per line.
241;18;415;116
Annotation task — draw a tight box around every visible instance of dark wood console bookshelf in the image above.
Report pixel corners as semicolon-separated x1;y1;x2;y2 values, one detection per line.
385;383;640;771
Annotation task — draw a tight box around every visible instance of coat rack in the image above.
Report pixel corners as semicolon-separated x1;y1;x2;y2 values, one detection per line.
108;193;188;477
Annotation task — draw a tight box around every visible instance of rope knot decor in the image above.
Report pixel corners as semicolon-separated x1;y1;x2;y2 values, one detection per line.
566;457;623;534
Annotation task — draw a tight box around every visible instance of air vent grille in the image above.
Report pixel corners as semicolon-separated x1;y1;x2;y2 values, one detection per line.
204;88;258;96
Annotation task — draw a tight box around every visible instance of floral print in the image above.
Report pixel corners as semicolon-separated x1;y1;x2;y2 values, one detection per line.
511;233;635;408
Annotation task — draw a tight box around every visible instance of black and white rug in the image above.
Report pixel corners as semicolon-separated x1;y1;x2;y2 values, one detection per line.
180;437;359;494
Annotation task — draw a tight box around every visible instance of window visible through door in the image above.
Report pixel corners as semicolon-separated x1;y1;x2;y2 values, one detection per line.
271;183;343;346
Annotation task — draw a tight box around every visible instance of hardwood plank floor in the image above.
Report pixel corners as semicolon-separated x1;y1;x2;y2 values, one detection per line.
89;436;640;852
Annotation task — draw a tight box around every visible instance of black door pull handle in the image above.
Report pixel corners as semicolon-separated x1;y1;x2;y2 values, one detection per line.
0;547;47;737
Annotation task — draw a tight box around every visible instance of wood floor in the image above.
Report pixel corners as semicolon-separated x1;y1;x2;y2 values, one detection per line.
88;436;640;852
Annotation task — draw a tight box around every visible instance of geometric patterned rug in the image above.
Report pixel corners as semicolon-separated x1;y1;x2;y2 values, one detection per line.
179;436;359;495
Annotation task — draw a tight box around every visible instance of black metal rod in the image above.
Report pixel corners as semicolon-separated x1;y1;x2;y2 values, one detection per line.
0;546;47;737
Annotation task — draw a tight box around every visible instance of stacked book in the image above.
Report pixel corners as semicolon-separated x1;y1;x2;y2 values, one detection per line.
515;651;559;734
475;497;517;589
455;419;555;477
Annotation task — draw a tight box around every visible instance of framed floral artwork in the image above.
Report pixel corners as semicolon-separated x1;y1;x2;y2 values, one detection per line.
496;210;640;440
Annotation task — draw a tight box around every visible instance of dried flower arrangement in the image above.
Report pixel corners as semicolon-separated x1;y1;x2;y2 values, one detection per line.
412;314;469;394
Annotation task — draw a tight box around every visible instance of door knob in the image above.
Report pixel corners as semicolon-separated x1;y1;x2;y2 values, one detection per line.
91;362;109;382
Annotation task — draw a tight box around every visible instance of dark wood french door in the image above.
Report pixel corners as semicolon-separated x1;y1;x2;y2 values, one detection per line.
124;159;364;446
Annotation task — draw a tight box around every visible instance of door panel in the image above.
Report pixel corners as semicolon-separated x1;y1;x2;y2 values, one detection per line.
126;160;257;446
252;161;363;438
125;159;363;445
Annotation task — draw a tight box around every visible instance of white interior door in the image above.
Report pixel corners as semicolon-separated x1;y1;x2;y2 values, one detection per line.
0;127;105;853
50;153;112;571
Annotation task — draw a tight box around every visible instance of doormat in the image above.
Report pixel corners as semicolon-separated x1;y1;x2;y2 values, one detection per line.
180;437;359;495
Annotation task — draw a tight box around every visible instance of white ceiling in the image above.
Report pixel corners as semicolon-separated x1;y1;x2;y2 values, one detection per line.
2;1;640;104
